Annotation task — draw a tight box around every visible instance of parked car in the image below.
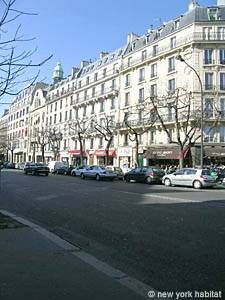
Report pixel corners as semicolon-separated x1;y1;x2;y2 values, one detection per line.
55;165;74;175
105;166;124;180
124;166;165;184
81;165;117;181
71;165;89;177
3;162;15;169
162;168;216;189
24;162;50;176
48;161;65;174
16;162;26;170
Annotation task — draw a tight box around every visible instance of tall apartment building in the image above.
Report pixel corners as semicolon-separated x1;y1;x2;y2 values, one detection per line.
4;0;225;167
0;110;9;161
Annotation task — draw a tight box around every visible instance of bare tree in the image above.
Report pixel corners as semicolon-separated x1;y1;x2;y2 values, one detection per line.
92;114;116;165
147;89;203;168
121;104;156;167
34;127;51;162
0;0;52;102
67;118;90;165
47;127;62;161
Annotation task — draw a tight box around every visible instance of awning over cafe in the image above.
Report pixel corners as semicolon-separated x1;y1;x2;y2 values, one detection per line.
144;145;189;160
68;150;86;156
94;149;116;157
204;146;225;158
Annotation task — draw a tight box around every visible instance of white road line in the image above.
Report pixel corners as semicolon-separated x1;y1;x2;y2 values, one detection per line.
0;209;160;299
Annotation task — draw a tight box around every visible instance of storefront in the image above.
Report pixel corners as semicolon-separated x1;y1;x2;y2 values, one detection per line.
117;146;132;170
93;149;116;166
68;150;87;166
144;145;190;167
204;146;225;165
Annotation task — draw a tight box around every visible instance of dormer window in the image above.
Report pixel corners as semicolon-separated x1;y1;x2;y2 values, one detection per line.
207;8;218;21
174;20;180;30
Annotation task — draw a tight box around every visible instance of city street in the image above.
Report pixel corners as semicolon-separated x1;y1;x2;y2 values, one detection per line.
0;169;225;296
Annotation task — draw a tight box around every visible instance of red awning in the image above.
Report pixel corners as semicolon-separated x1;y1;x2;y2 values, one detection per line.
94;149;116;157
68;150;86;156
177;148;189;160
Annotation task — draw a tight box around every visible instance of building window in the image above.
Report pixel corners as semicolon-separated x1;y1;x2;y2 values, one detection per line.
65;111;68;121
168;57;175;72
60;100;62;109
59;112;62;122
150;84;157;97
127;57;132;67
218;27;225;40
103;68;107;78
207;8;218;21
124;134;128;146
83;106;86;117
86;76;90;85
94;73;98;81
220;98;225;117
203;27;212;40
100;101;104;112
125;92;130;106
168;104;175;121
142;50;147;61
99;137;103;148
170;37;176;49
220;73;225;90
50;104;53;113
153;45;158;57
220;126;225;142
75;109;78;119
84;90;88;100
205;98;214;118
204;126;215;142
111;97;115;110
139;88;144;103
92;87;95;97
91;104;95;114
168;79;176;94
78;81;81;88
205;73;213;90
204;49;213;64
125;74;131;87
90;138;94;149
111;79;116;90
219;49;225;64
54;114;56;124
138;110;143;121
151;63;157;78
101;83;105;95
139;68;145;82
69;109;72;120
76;93;79;102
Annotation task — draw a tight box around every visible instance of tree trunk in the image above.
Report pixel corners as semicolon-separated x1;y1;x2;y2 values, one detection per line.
11;150;14;163
105;137;113;166
41;145;45;163
179;146;185;169
78;133;84;166
135;134;139;167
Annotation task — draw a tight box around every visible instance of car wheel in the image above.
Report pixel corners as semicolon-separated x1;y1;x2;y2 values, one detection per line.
24;171;27;175
32;170;36;176
125;176;130;183
96;174;101;181
72;172;76;177
64;171;67;175
45;173;49;176
193;180;202;189
81;173;85;180
164;178;171;187
145;176;152;184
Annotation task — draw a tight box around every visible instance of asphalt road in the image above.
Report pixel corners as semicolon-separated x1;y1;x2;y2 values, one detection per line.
0;169;225;296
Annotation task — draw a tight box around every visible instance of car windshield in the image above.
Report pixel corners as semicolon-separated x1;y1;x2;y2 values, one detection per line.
202;169;211;176
114;167;122;172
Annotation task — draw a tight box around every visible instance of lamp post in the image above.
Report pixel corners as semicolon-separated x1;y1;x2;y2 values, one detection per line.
176;54;204;168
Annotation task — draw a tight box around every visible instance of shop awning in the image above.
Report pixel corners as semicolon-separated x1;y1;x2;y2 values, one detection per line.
144;145;189;160
204;146;225;157
94;149;116;157
68;150;86;156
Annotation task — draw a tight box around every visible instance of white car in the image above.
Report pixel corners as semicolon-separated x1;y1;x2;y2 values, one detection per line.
162;168;216;189
71;165;89;177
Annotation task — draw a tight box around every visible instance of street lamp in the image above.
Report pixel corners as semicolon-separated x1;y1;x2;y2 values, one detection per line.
176;54;204;168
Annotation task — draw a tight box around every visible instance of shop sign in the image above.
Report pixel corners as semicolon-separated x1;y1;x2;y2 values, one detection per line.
117;147;132;157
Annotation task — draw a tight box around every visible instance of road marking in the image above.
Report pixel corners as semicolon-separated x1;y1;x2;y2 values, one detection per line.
113;190;201;203
0;209;158;299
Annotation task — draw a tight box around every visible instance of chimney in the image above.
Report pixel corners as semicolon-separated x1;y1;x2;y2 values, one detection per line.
71;67;79;78
188;0;197;11
99;52;109;59
80;60;90;68
127;32;140;44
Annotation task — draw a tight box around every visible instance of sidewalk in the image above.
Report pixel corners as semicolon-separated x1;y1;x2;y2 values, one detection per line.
0;212;148;300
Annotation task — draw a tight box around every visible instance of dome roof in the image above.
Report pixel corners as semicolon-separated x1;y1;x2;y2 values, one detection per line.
53;62;64;82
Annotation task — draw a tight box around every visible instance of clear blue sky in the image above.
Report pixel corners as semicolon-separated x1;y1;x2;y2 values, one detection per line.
0;0;214;114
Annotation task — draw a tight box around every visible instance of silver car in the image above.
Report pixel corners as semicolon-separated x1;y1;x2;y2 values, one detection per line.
162;168;216;189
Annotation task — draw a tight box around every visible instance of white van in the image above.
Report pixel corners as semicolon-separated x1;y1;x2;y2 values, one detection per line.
48;161;65;173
